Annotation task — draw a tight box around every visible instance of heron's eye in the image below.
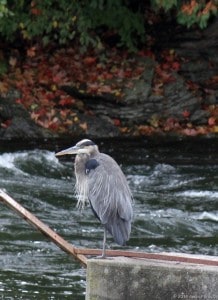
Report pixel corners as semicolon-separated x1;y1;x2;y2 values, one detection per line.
85;159;99;175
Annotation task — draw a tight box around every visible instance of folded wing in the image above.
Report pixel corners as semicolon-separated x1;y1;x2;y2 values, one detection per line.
87;153;133;245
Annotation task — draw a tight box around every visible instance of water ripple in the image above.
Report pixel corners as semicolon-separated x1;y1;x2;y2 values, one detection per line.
0;145;218;299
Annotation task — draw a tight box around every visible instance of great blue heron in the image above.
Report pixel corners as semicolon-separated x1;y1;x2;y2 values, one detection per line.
56;139;133;258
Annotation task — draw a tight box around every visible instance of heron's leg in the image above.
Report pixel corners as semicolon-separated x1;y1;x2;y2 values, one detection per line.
93;228;112;259
101;227;107;258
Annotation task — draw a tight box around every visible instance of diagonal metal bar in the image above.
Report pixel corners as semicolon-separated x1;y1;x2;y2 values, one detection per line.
0;189;87;266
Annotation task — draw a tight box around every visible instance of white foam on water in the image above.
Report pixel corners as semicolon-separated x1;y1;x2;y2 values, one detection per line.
0;151;62;174
0;152;28;174
197;211;218;222
176;190;218;199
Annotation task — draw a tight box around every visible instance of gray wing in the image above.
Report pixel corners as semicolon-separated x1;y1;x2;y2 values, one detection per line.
87;153;133;245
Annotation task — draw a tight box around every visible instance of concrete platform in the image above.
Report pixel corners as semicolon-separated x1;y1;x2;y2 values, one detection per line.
86;254;218;300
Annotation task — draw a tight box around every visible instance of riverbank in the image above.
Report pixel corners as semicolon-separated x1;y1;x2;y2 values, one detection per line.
1;19;218;141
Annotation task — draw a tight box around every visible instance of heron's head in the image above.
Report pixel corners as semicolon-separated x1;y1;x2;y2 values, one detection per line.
55;139;98;157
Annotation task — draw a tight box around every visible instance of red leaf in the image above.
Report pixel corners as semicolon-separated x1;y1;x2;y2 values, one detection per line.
172;61;180;71
52;71;67;84
182;128;198;136
103;73;113;80
182;110;190;118
155;65;175;83
113;119;121;126
16;98;23;104
37;108;47;117
124;69;132;78
87;83;99;93
187;81;199;90
208;116;216;126
83;57;96;66
1;119;12;128
59;97;75;106
31;8;42;15
162;63;170;70
48;122;59;131
138;50;155;59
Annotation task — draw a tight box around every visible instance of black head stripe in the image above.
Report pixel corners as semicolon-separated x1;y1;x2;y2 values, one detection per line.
78;139;96;147
85;159;99;174
82;140;95;146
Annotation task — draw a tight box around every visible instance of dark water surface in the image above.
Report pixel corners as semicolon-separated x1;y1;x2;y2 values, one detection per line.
0;137;218;299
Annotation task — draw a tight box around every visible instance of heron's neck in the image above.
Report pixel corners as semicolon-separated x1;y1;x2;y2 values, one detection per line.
76;153;90;162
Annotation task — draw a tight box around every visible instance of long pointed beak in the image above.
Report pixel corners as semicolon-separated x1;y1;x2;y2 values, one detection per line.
55;145;80;156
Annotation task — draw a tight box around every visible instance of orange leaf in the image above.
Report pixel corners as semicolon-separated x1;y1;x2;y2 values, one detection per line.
0;81;9;94
79;122;88;131
196;126;207;135
212;126;218;133
27;47;36;57
138;125;154;135
210;75;218;83
153;82;163;95
9;56;17;67
99;85;112;93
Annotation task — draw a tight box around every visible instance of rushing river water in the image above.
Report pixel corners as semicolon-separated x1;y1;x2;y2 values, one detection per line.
0;138;217;299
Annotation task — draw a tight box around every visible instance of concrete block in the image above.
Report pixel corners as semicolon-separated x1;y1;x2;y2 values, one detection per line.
86;255;218;300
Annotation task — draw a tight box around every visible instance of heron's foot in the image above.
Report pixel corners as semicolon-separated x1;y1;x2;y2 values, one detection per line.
91;254;113;260
92;255;106;259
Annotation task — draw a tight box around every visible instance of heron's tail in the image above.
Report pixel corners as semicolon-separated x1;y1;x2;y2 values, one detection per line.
105;217;131;246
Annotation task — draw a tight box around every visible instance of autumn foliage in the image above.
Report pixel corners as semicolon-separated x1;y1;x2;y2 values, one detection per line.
0;1;218;137
0;1;217;51
0;46;148;132
1;42;218;137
